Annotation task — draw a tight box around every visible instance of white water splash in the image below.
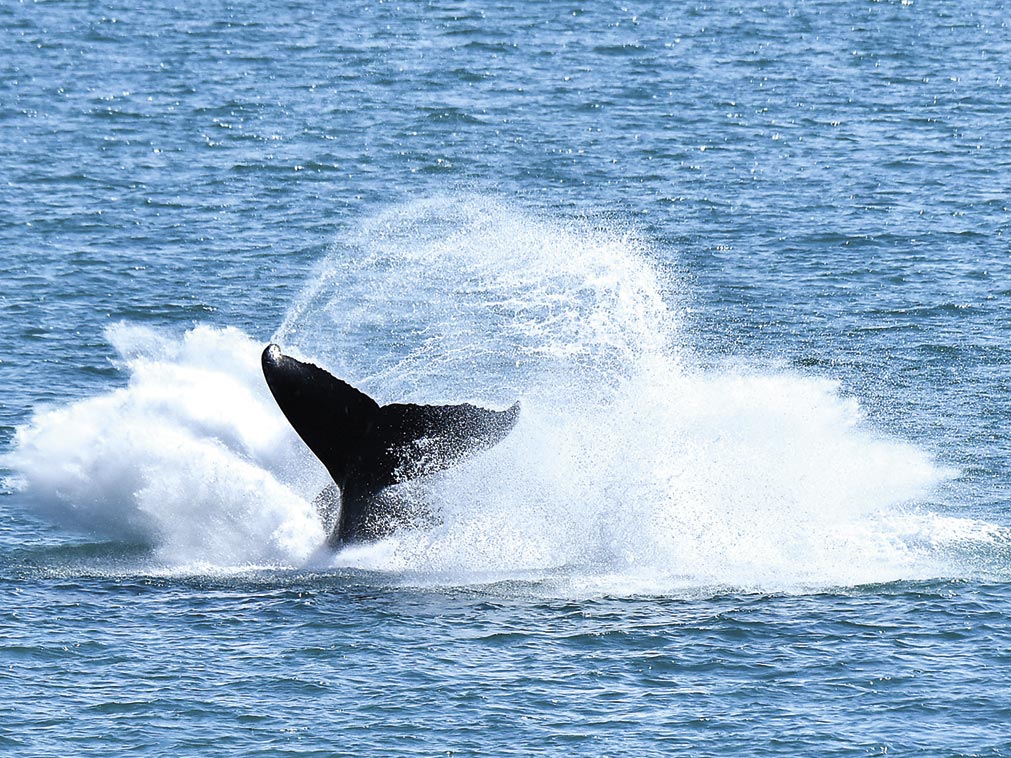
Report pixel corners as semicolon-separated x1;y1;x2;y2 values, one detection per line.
7;197;994;591
6;325;325;566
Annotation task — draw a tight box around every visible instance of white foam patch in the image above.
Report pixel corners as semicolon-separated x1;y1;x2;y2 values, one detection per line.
5;197;1000;592
373;365;958;592
5;325;325;566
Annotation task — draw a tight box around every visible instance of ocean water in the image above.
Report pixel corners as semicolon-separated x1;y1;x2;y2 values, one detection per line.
2;0;1010;755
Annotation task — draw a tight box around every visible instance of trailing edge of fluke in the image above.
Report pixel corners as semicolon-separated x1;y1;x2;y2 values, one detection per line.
261;344;520;547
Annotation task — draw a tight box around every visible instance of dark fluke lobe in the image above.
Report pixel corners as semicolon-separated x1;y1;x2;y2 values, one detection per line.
261;344;519;547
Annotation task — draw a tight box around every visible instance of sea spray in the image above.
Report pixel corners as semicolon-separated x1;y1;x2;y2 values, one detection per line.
384;362;950;589
5;198;977;589
279;198;955;586
6;325;325;566
275;197;678;407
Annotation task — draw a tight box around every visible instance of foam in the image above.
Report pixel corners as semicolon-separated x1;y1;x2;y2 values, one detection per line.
6;325;325;566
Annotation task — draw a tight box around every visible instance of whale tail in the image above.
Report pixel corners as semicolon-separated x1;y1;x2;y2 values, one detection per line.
261;344;520;545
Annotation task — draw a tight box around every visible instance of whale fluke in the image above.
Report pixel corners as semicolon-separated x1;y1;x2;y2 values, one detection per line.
261;344;520;546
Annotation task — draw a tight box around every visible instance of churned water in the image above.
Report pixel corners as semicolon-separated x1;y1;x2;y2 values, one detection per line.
2;1;1010;756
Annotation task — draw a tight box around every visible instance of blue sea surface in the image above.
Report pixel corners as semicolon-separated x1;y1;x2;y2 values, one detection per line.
3;1;1011;755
